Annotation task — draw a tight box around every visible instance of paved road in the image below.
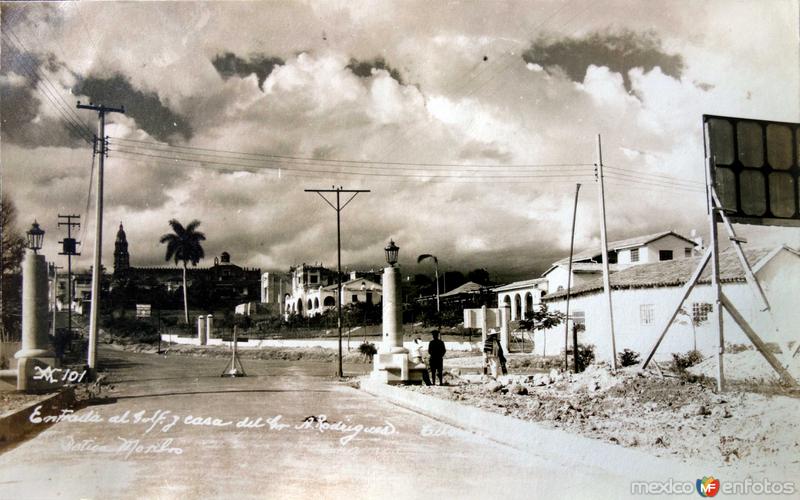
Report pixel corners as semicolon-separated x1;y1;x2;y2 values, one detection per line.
0;347;627;499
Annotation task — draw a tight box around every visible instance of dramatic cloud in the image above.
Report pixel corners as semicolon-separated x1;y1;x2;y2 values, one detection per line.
346;57;404;84
0;38;88;148
521;30;684;92
73;74;192;142
2;1;799;279
211;52;285;89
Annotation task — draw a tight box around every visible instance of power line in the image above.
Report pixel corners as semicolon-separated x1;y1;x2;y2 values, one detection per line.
109;137;593;170
605;165;704;187
109;147;596;180
604;173;706;193
602;168;705;190
1;32;95;143
604;171;705;190
111;149;597;184
3;27;94;133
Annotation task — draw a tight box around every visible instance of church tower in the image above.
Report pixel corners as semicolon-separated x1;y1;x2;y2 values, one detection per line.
114;223;130;274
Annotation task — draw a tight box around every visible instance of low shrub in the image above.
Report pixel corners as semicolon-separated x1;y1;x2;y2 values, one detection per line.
618;348;641;367
671;349;704;372
102;317;160;344
575;343;595;372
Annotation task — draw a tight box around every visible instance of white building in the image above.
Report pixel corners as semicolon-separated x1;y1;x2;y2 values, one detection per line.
284;264;382;318
534;245;799;362
542;230;700;293
494;278;548;321
260;271;290;313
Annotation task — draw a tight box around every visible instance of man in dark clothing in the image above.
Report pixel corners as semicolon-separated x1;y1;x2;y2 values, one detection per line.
428;331;446;385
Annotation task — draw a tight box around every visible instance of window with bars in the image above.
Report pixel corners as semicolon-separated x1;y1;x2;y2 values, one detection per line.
631;248;640;262
692;302;713;323
685;247;693;257
640;304;655;325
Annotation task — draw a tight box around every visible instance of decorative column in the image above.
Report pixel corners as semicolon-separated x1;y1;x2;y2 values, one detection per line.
372;240;417;384
16;248;55;391
197;315;206;346
206;314;214;342
499;306;511;353
380;265;405;354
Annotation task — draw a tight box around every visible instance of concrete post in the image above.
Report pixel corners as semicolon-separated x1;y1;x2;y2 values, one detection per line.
206;314;214;341
16;250;55;391
372;264;412;384
499;306;510;353
380;266;405;354
197;315;206;346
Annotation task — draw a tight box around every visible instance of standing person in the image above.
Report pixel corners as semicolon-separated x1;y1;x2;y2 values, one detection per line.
409;337;431;386
428;330;446;385
484;330;507;378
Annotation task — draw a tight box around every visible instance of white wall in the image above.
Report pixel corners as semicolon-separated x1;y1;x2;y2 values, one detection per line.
536;251;798;362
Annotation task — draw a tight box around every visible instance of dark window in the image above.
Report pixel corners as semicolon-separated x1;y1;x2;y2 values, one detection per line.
659;250;673;261
685;247;693;258
351;294;359;303
692;302;713;323
640;304;655;325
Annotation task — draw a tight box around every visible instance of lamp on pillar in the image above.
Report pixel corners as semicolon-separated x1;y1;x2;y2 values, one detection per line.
27;220;45;253
17;220;55;391
385;240;399;266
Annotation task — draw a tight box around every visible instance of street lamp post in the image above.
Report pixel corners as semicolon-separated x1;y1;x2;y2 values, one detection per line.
16;221;54;391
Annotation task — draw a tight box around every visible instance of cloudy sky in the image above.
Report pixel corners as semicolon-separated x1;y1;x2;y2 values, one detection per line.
2;0;799;281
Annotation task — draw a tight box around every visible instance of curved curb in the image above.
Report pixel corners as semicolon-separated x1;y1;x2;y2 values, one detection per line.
359;378;704;482
0;388;76;448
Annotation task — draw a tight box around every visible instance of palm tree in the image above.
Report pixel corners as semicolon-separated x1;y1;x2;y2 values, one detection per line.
417;254;440;312
160;219;206;324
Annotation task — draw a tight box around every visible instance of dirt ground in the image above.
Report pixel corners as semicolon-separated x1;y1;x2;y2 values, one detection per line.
406;363;800;477
0;392;51;414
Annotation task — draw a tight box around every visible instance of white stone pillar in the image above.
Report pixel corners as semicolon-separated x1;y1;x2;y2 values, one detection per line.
380;266;405;353
16;250;55;391
206;314;214;341
499;306;510;353
197;315;206;346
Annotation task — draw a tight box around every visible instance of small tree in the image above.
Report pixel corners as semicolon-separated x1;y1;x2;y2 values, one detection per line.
518;303;565;332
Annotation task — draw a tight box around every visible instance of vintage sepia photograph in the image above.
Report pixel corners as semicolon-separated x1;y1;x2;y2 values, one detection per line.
1;1;799;498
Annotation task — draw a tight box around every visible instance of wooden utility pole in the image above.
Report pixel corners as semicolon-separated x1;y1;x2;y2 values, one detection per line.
58;213;81;351
305;187;370;378
77;102;125;370
595;135;618;370
50;263;63;337
564;183;581;371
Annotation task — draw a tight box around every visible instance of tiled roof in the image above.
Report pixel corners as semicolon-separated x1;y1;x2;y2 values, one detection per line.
543;247;784;301
439;281;487;297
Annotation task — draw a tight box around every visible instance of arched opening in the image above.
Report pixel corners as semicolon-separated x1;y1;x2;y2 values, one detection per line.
314;298;319;309
307;299;313;310
323;296;336;307
524;292;533;318
514;294;522;321
502;295;511;309
296;299;303;315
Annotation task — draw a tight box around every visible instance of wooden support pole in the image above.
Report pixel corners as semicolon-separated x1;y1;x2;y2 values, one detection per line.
720;293;798;387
